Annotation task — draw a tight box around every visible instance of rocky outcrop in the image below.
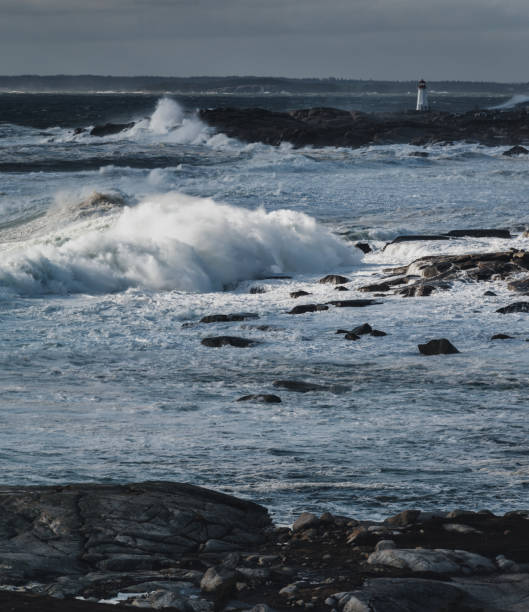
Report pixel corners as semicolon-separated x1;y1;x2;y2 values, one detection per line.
199;106;529;148
360;250;529;298
418;339;460;355
236;394;281;403
0;482;271;584
89;122;135;137
319;274;351;285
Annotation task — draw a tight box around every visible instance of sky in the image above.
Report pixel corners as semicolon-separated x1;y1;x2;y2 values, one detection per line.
0;0;527;81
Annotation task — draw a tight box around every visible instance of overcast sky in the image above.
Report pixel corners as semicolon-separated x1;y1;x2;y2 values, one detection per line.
0;0;527;81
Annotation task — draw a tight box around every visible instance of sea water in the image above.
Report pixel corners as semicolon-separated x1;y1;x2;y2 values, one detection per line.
1;93;528;522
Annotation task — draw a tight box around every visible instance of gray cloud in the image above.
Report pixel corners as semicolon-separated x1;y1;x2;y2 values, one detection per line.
0;0;527;80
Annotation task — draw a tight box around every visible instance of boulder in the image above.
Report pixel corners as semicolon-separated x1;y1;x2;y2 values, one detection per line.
491;334;514;340
335;285;349;291
288;304;329;314
503;145;529;156
418;339;460;355
327;299;381;308
367;548;495;575
290;290;311;298
497;302;529;314
319;274;351;285
344;333;360;341
236;394;281;403
89;122;135;137
200;313;259;323
201;336;260;347
355;242;372;254
350;323;372;335
292;513;320;532
370;329;387;337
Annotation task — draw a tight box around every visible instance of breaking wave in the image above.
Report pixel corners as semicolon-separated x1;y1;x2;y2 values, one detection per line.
489;94;529;110
0;192;359;295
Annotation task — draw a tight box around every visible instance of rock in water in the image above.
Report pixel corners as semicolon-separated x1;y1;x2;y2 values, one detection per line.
273;380;327;393
290;290;311;298
319;274;351;285
288;304;329;314
418;339;460;355
355;242;372;253
497;302;529;314
200;313;259;323
503;145;529;156
201;336;260;347
237;394;281;403
90;122;135;136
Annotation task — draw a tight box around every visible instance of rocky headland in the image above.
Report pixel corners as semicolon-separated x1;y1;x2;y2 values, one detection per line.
1;482;528;612
198;107;529;148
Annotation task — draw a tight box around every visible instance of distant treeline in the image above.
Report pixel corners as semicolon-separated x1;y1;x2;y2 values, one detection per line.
0;75;526;94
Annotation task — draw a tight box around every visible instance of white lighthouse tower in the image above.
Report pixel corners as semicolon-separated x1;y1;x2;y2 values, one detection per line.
416;79;429;111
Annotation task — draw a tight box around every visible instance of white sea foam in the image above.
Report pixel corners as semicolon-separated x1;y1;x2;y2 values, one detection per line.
0;192;359;295
489;94;529;110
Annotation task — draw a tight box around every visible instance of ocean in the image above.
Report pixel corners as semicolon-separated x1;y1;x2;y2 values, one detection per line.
1;90;528;523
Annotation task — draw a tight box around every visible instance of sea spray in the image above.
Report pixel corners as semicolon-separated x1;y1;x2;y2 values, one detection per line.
0;192;359;295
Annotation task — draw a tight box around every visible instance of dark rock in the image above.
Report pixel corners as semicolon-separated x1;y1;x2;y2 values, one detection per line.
201;106;529;149
200;566;237;600
371;329;387;337
327;299;381;308
292;513;320;532
290;290;311;298
355;242;372;254
350;323;372;335
484;290;497;296
0;482;271;584
503;145;529;156
319;274;351;285
491;334;514;340
507;276;529;292
249;286;266;294
385;509;422;526
90;122;135;137
336;329;349;334
409;151;430;157
200;313;259;323
201;336;260;347
272;380;328;393
236;394;281;403
418;338;460;355
446;228;511;239
497;302;529;314
288;304;329;315
335;285;349;291
344;333;360;341
358;281;392;292
399;283;435;297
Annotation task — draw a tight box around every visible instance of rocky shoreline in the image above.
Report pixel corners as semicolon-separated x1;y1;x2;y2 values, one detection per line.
1;482;528;611
198;106;529;148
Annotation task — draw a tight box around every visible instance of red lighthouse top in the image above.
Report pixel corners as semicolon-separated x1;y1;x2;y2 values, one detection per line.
418;79;427;89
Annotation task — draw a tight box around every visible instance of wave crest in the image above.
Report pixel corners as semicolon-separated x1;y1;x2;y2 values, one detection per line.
0;193;359;295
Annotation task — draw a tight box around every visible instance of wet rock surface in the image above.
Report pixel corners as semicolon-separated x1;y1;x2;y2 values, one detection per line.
201;336;260;347
2;485;529;611
200;106;529;148
418;338;460;355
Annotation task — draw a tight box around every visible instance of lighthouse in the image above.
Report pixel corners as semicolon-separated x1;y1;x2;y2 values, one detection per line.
416;79;429;111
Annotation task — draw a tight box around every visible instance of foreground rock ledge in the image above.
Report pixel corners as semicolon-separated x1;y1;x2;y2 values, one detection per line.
1;483;529;612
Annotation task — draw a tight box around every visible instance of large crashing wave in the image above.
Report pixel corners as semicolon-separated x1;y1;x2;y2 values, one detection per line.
0;193;359;296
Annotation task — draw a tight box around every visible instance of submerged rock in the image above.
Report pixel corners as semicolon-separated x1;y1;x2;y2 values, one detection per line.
327;299;381;308
503;145;529;156
491;333;514;340
418;338;460;355
272;380;328;393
